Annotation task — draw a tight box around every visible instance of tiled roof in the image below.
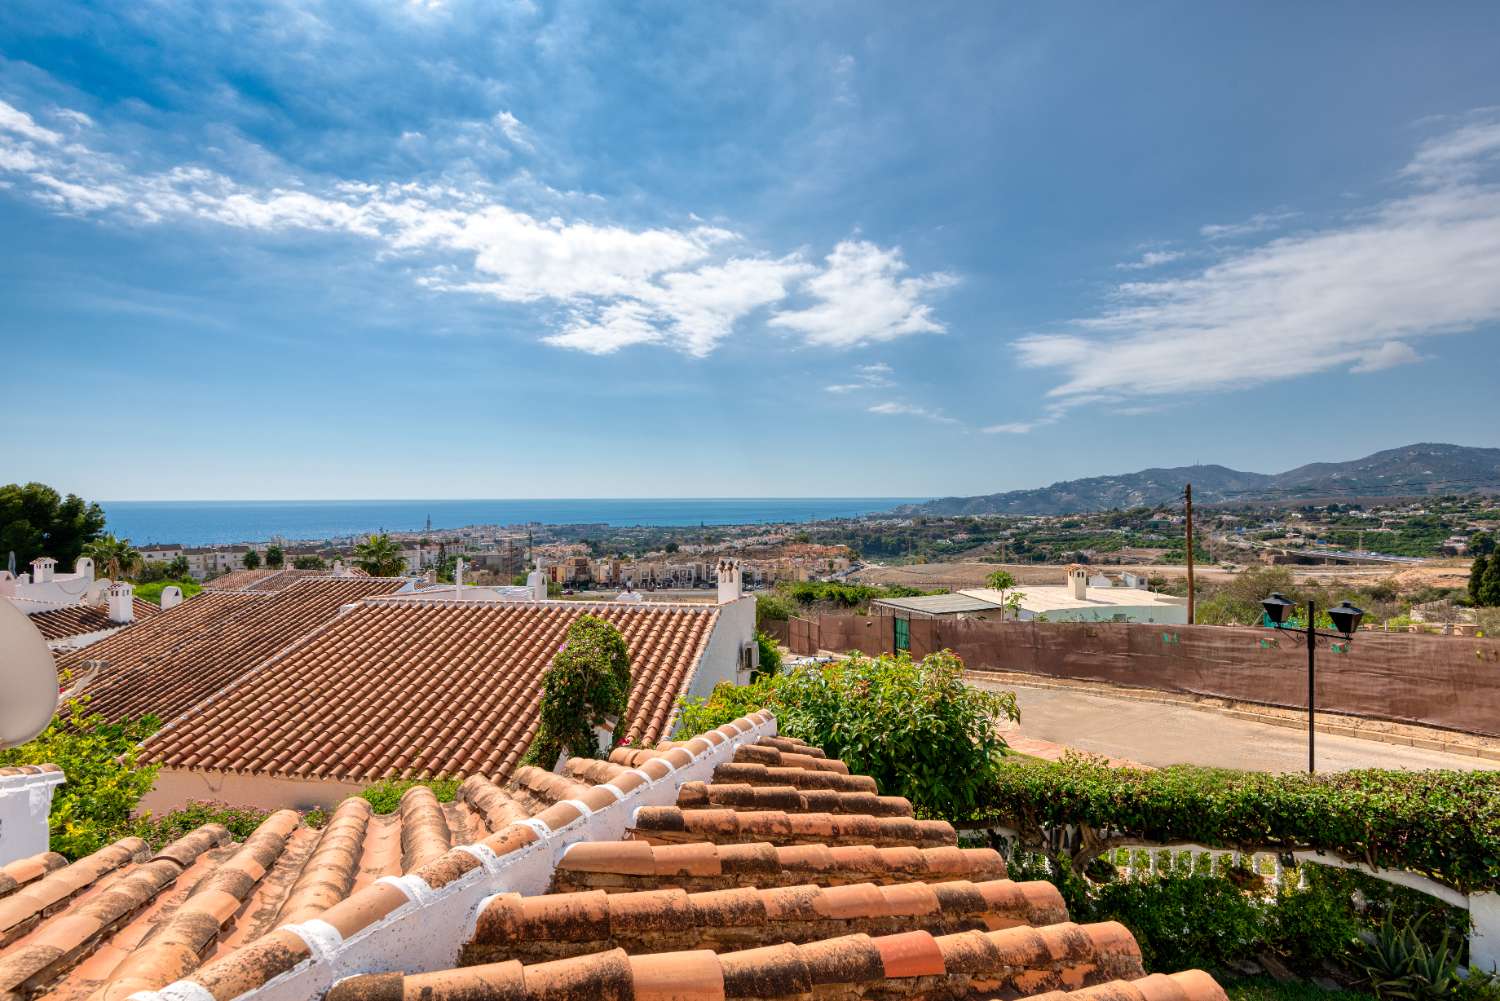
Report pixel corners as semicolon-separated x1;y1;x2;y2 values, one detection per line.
0;782;523;1001
201;568;283;591
24;598;161;641
56;577;409;725
143;600;721;782
84;715;1227;1001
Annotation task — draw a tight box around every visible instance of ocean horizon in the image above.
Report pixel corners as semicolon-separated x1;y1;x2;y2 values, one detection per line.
101;497;924;547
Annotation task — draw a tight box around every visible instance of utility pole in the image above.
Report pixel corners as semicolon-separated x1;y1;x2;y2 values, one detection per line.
1306;598;1317;774
1184;483;1195;625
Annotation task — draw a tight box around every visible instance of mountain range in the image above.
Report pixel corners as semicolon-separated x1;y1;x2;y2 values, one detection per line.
896;443;1500;517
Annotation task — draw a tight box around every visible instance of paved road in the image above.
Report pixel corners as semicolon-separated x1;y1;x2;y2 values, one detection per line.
971;681;1491;773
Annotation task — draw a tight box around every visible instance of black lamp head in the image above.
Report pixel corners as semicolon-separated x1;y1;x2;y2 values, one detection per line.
1328;600;1365;637
1261;592;1296;627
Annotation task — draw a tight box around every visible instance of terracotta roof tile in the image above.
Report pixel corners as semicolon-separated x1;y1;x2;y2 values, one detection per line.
57;578;409;725
25;598;161;642
143;600;719;783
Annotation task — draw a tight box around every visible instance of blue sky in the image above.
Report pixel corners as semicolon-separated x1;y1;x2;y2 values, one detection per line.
2;1;1498;501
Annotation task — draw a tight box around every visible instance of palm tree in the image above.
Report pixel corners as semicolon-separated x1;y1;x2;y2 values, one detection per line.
84;534;141;580
353;533;406;577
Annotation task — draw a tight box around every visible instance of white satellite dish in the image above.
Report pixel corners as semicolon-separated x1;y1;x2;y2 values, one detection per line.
0;599;60;748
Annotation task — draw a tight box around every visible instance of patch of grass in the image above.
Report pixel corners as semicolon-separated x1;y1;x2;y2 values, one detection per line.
357;778;460;814
1224;977;1370;1001
131;578;202;605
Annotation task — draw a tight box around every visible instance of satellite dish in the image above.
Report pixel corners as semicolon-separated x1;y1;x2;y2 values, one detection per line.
0;599;60;748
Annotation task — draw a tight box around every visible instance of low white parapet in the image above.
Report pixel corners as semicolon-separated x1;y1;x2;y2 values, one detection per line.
0;765;65;866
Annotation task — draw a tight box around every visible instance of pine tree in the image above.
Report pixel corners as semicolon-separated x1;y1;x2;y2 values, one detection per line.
1472;555;1489;604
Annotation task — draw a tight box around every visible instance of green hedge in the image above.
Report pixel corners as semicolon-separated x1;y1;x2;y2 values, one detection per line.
983;755;1499;892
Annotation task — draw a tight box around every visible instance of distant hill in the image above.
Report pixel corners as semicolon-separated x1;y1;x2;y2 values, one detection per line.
896;443;1500;516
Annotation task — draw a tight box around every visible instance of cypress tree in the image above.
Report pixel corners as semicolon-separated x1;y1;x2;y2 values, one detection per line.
1472;555;1490;604
1480;553;1500;608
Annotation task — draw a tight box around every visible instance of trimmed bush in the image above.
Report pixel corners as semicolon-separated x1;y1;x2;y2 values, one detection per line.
982;754;1499;892
357;778;460;814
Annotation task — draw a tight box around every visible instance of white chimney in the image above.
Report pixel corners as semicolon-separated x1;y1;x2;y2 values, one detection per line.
1067;565;1088;601
332;559;344;575
106;581;135;623
30;557;56;584
717;558;743;604
526;561;548;600
160;585;183;610
454;557;465;590
74;557;94;582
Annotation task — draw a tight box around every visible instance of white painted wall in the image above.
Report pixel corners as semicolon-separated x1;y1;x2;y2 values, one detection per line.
0;768;66;866
1017;604;1189;625
685;595;756;705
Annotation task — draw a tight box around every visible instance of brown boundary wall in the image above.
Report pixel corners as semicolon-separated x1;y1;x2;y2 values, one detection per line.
787;614;1500;737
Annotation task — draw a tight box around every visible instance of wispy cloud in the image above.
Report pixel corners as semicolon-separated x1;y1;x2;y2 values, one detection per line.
868;401;960;425
0;98;953;359
981;421;1038;434
825;361;894;393
1014;114;1500;409
1199;209;1299;239
1116;249;1183;270
770;241;957;348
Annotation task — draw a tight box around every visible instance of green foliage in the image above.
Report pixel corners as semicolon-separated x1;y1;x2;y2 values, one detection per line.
677;651;1019;821
242;548;261;570
303;807;329;829
522;615;632;766
357;778;460;814
1355;917;1462;1001
674;674;785;737
0;481;106;569
1089;872;1264;972
353;533;405;576
1269;867;1365;967
985;569;1016;591
753;630;783;679
982;756;1499;892
265;544;284;568
132;801;271;850
84;533;141;580
1224;977;1371;1001
755;591;794;627
776;580;937;613
167;554;191;579
1475;553;1500;607
0;698;159;859
130;578;202;605
293;555;327;570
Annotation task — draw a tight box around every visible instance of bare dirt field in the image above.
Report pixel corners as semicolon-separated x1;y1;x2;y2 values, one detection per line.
850;559;1473;591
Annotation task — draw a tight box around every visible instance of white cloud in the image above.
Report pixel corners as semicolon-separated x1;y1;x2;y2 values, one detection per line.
770;241;957;348
868;401;960;425
1349;340;1424;373
1199;210;1299;239
494;111;535;153
981;421;1036;434
1116;249;1183;270
1401;117;1500;186
1015;115;1500;408
0;98;954;358
825;361;894;393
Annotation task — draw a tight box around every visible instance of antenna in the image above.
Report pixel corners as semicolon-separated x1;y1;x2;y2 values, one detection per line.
0;599;60;748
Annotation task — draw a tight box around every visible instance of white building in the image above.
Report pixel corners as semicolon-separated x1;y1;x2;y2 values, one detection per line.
961;565;1188;624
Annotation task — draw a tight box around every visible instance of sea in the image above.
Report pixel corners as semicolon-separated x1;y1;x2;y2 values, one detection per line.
101;498;924;547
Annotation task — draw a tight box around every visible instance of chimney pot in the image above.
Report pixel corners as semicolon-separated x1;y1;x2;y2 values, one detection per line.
106;581;135;623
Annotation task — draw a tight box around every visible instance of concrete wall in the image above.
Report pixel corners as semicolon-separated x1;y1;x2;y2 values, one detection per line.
1017;604;1189;625
685;595;756;701
0;768;66;866
143;768;366;813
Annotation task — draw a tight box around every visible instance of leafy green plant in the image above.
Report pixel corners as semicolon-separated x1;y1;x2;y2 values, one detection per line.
1268;867;1364;968
677;650;1018;821
1089;872;1264;972
1356;917;1461;1001
753;629;783;679
755;592;794;628
0;697;160;859
983;755;1499;892
521;615;632;766
357;778;460;814
132;801;271;850
130;578;202;605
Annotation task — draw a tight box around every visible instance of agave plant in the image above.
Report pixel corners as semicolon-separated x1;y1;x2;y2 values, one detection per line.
1356;916;1461;1001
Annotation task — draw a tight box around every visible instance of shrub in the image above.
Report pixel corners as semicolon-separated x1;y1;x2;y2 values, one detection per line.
754;629;783;679
522;615;632;766
357;778;460;814
1088;872;1263;972
132;801;271;850
676;650;1018;821
755;592;794;628
982;754;1499;892
0;698;159;859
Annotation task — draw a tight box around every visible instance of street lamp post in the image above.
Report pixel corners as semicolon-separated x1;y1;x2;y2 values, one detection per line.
1260;593;1364;774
